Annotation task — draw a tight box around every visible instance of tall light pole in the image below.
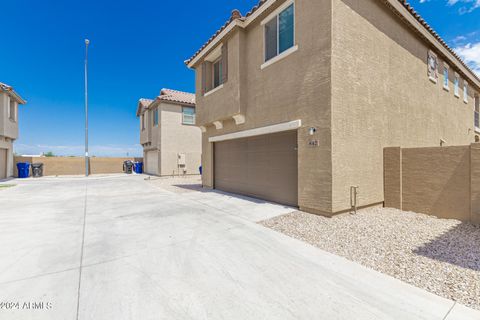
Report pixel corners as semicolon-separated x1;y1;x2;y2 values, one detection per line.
84;39;90;177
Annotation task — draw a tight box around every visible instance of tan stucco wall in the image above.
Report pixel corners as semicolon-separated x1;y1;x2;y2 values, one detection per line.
195;31;243;125
0;137;14;178
0;93;19;140
330;0;478;213
13;157;142;177
140;101;201;176
160;102;202;176
384;145;479;225
195;0;333;213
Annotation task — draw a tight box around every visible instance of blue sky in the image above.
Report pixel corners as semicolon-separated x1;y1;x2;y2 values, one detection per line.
1;0;479;156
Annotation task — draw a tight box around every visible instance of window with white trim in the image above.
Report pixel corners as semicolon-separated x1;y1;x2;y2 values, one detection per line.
212;58;223;89
8;98;15;122
464;82;469;103
443;64;449;90
475;95;479;129
182;107;195;125
264;3;295;62
153;108;159;127
427;50;438;83
454;74;460;97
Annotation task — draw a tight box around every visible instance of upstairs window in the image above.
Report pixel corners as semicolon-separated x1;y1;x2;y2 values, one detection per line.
202;43;228;95
264;3;295;62
443;64;449;90
141;114;145;131
454;73;460;97
427;50;438;83
153;108;159;127
475;95;479;129
464;82;469;103
182;107;195;125
212;58;223;89
8;99;15;122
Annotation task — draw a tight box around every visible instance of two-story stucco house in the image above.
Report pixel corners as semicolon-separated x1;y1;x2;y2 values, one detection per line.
0;82;26;179
186;0;480;216
137;88;201;176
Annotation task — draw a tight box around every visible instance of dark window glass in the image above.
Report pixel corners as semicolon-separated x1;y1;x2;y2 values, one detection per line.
279;4;294;54
265;17;278;61
213;59;222;88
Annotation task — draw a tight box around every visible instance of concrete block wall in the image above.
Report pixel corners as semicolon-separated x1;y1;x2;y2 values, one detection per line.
14;157;143;177
384;145;479;225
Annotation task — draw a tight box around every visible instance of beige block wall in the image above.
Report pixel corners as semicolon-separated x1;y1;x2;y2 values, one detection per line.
13;157;142;177
402;146;470;220
160;102;202;176
197;0;333;213
331;0;477;213
385;145;479;225
383;147;402;209
471;144;480;225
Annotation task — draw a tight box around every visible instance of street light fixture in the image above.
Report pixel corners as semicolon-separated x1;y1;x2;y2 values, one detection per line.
84;39;90;177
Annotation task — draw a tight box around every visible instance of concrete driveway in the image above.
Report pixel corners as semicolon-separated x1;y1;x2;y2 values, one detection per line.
0;175;478;320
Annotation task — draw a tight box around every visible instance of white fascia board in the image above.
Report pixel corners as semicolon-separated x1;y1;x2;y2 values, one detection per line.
187;20;245;68
209;120;301;142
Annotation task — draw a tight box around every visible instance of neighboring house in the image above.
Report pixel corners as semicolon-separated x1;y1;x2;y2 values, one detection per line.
185;0;480;215
137;88;201;176
0;82;26;179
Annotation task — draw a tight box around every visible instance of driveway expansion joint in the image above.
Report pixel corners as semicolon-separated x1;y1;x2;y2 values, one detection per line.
75;180;89;320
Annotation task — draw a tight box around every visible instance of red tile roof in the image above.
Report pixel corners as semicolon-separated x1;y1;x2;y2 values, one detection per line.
136;98;153;116
185;0;479;84
157;88;195;105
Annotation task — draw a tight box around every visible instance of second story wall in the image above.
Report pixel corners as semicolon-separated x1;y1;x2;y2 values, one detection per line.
0;92;19;140
194;0;333;132
160;102;201;175
330;0;480;212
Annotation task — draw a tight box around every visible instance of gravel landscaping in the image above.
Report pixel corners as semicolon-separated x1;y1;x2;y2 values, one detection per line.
260;207;480;310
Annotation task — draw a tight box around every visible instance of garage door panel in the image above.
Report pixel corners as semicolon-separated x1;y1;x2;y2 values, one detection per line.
0;149;7;179
214;131;298;207
145;151;159;175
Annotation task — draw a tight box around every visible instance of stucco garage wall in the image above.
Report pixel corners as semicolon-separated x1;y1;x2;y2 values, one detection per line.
197;0;333;214
330;0;477;213
13;157;143;177
384;145;480;225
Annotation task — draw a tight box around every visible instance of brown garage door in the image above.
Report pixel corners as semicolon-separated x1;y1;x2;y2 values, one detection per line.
0;149;7;179
214;131;298;206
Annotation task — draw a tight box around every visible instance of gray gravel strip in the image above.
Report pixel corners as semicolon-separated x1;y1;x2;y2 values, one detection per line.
260;207;480;310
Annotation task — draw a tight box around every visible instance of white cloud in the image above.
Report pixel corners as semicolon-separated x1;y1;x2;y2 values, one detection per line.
454;42;480;75
14;144;143;157
446;0;480;13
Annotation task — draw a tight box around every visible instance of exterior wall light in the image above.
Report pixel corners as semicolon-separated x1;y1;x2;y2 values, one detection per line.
308;127;317;136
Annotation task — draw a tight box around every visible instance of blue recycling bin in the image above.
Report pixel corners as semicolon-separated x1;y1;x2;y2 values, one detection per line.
199;166;202;175
134;162;143;174
17;162;30;178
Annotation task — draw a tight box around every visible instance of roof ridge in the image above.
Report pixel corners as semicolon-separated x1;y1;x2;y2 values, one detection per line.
161;88;195;95
185;0;479;83
397;0;479;81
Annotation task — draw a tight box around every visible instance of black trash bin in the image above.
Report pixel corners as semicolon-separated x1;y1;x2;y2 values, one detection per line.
123;160;133;174
31;163;44;178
